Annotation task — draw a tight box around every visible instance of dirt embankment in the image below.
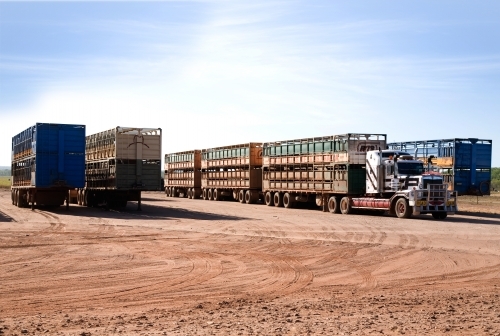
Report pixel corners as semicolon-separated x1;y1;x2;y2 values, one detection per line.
1;190;499;335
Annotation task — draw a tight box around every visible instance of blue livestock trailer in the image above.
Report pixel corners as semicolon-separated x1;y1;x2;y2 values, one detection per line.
11;123;86;209
388;138;492;195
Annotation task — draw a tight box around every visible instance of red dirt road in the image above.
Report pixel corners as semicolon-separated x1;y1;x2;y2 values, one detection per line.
1;189;499;335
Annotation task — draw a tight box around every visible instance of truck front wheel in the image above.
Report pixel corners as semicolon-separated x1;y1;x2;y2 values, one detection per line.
395;198;412;219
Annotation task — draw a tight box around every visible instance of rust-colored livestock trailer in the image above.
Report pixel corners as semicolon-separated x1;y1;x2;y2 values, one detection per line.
73;126;162;210
201;143;263;203
164;150;202;199
262;133;386;210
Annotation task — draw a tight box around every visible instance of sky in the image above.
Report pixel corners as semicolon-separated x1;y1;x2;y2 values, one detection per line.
0;1;499;167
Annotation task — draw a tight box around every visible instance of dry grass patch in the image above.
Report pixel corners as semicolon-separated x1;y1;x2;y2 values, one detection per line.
458;193;500;215
0;176;10;189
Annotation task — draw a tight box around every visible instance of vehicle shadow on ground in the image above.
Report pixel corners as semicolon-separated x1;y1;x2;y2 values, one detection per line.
415;214;500;226
457;211;500;219
0;210;15;222
41;202;250;222
141;197;171;202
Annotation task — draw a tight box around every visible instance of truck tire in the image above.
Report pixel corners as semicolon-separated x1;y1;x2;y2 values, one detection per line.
20;190;27;208
273;192;283;207
264;192;274;206
395;198;412;219
432;212;447;220
187;188;192;199
233;190;239;201
244;190;251;204
208;189;214;201
202;189;208;200
328;196;340;213
11;189;15;205
340;197;352;215
245;190;258;204
14;190;19;207
82;190;88;206
239;190;246;203
283;193;294;208
214;189;221;201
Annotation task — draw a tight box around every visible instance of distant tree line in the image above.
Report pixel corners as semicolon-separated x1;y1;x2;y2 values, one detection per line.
492;167;500;191
0;169;10;177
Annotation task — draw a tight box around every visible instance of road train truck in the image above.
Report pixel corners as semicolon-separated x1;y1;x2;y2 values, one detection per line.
74;126;162;210
11;123;86;210
263;133;457;219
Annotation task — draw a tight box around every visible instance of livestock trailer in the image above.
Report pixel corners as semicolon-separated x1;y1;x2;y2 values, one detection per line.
74;126;162;210
262;133;387;210
388;138;492;195
201;143;263;203
165;150;202;199
11;123;86;209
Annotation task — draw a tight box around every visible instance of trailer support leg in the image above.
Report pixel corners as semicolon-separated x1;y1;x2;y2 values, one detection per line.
322;194;329;212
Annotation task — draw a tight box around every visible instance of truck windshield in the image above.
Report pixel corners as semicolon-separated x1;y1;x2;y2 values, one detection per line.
397;162;424;175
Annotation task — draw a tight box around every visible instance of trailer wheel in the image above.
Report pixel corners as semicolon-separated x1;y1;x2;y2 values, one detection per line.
432;212;447;220
14;190;19;207
19;190;26;208
340;197;352;215
395;198;412;218
283;193;294;208
214;189;221;201
85;191;93;207
187;188;192;199
20;190;28;208
264;192;274;206
328;196;340;214
239;190;246;203
245;190;257;204
273;192;283;207
83;190;88;207
208;189;214;201
11;189;15;205
202;189;208;200
232;190;239;201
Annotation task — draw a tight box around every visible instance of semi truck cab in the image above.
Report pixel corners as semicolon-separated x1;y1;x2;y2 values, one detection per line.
364;150;457;219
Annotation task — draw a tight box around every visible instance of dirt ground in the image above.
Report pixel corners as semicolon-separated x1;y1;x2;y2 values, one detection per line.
1;189;499;336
